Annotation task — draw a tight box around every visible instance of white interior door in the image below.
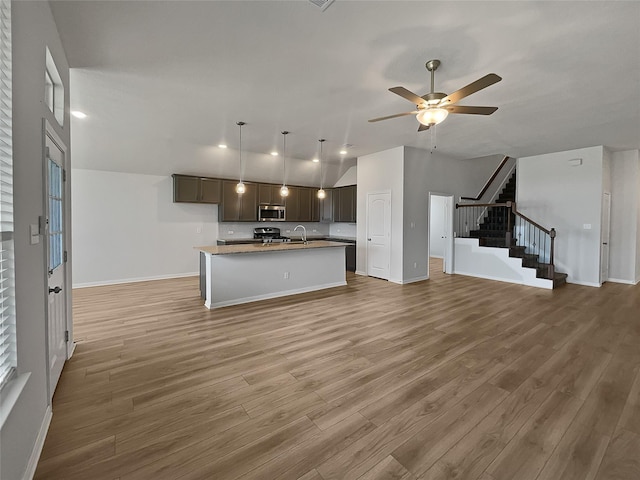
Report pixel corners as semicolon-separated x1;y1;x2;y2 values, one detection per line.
601;192;611;284
367;192;391;280
45;127;68;399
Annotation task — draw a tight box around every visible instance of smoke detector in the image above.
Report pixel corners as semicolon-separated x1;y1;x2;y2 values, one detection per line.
308;0;335;11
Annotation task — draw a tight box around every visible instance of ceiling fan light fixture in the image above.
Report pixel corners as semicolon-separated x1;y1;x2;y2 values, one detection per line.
416;107;449;126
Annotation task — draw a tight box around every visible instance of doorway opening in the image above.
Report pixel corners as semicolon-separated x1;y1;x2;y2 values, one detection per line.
428;193;454;276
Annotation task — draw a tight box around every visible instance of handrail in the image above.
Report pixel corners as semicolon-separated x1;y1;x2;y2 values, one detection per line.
513;208;551;235
457;202;509;209
461;155;511;201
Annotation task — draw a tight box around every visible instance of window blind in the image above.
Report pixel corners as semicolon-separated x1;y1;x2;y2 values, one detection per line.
0;0;16;389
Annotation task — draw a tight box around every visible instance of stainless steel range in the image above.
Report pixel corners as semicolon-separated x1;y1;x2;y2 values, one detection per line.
253;227;291;243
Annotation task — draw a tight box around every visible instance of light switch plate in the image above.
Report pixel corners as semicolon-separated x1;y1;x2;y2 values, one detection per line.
583;223;592;230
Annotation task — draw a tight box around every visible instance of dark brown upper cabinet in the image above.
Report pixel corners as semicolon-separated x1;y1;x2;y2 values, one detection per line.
332;185;357;223
219;180;257;222
173;174;222;204
258;183;285;206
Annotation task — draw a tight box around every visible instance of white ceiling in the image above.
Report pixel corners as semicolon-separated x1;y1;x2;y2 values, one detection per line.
50;0;640;177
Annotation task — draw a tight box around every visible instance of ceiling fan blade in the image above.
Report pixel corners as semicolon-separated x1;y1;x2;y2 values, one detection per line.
418;123;430;132
439;73;502;106
389;86;426;106
368;111;418;123
444;105;498;115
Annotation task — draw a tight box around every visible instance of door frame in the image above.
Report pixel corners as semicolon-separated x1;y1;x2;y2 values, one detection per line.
42;119;72;402
365;190;391;280
600;191;611;285
428;192;455;275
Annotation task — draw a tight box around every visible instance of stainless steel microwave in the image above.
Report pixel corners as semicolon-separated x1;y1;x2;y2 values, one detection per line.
258;205;286;221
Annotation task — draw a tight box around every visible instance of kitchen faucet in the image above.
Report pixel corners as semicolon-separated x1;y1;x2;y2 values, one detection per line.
293;225;307;244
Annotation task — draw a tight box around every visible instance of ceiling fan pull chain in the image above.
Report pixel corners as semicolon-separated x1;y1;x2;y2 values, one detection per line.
430;125;437;153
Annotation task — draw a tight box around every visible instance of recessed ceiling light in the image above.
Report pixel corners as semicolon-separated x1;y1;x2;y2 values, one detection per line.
71;110;87;119
218;144;228;149
312;158;319;163
271;151;279;156
339;150;347;155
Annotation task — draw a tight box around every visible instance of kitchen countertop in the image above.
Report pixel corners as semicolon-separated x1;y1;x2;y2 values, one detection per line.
197;240;348;255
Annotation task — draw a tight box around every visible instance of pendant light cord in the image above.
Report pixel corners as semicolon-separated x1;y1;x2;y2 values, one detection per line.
282;131;289;187
319;139;325;189
237;121;245;181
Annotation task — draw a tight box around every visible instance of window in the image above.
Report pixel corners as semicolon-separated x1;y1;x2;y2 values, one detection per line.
0;0;16;389
45;46;64;127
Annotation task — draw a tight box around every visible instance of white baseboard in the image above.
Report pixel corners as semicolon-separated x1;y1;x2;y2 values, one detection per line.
454;270;553;290
355;270;367;276
205;281;347;309
607;278;639;285
392;275;429;285
73;272;199;288
566;279;602;288
22;406;52;480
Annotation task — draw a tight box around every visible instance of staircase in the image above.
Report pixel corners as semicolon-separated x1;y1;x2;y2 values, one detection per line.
465;171;568;288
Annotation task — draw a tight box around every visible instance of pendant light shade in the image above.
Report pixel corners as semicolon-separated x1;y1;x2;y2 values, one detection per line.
317;138;326;200
280;131;289;197
235;121;246;194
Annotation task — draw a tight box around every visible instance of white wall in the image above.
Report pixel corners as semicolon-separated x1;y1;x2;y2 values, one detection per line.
517;146;605;286
333;165;356;187
72;169;222;286
402;148;429;282
609;149;640;284
356;146;504;283
1;2;70;479
356;147;404;282
429;195;447;258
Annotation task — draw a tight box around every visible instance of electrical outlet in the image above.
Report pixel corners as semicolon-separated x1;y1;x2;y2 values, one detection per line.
227;230;234;235
284;272;290;279
413;262;417;268
410;222;415;228
583;224;592;230
313;229;317;232
196;226;202;234
286;230;291;233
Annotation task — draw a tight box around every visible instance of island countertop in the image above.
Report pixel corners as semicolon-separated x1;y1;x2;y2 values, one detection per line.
196;240;348;256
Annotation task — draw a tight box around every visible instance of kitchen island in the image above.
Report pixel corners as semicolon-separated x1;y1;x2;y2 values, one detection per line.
196;241;347;309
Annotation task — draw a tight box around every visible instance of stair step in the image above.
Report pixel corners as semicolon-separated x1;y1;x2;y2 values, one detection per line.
509;246;526;258
471;229;507;238
553;272;568;288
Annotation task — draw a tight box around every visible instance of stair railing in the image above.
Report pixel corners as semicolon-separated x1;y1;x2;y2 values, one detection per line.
460;155;515;203
511;203;556;279
456;201;557;279
456;202;512;240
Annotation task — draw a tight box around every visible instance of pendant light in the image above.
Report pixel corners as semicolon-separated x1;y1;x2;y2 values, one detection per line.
235;121;246;194
317;139;326;199
280;131;289;197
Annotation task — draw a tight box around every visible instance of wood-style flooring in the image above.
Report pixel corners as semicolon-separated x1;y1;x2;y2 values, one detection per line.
35;260;640;480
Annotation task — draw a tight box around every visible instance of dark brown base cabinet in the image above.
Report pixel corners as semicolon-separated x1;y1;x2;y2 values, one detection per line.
345;244;356;271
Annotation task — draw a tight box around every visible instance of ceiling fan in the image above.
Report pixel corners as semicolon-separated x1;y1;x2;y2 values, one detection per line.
369;59;502;131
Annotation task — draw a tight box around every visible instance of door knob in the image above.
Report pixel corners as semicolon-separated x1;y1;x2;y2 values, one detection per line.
49;286;62;294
